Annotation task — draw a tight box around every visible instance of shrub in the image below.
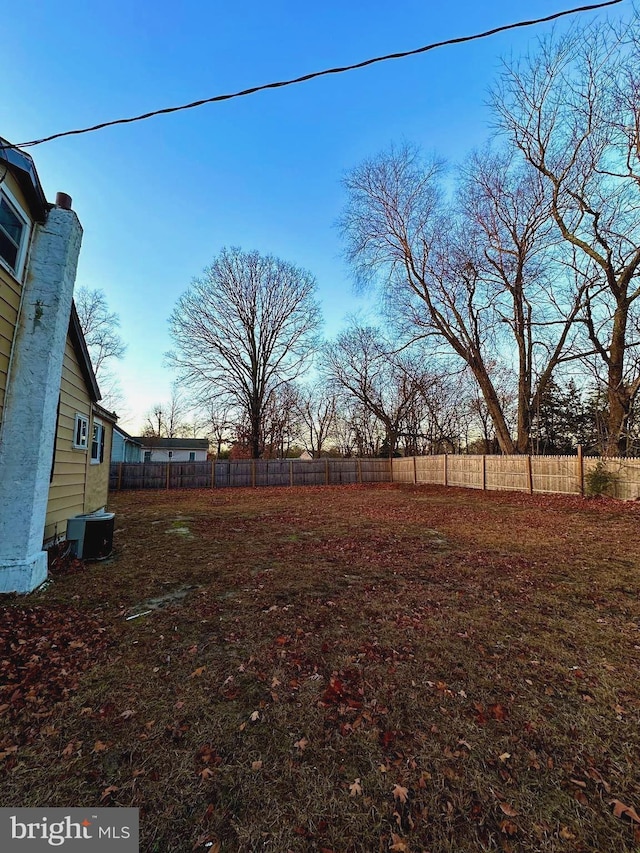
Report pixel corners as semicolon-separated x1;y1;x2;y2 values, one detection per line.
585;460;618;497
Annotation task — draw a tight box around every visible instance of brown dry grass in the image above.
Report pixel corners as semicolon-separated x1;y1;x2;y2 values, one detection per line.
2;483;640;853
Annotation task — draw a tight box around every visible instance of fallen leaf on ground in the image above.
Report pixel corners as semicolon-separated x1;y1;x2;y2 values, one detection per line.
100;785;119;801
500;820;518;835
349;778;363;796
611;800;640;824
499;802;518;817
392;784;409;804
389;832;410;851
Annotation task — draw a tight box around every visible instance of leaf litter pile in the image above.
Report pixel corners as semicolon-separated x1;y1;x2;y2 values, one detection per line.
1;483;640;852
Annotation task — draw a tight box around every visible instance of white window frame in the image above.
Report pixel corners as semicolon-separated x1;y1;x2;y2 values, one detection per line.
73;413;89;449
90;418;104;464
0;186;31;281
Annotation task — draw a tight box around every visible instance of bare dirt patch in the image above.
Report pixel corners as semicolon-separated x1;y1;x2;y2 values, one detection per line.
2;484;639;852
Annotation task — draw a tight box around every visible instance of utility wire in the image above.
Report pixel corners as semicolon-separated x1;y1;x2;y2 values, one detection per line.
1;0;624;151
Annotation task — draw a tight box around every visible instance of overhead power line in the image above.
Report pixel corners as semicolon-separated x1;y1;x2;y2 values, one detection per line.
2;0;624;151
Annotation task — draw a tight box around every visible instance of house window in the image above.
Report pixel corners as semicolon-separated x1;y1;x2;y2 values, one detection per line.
73;414;89;449
189;451;196;462
168;451;173;460
0;190;29;278
144;451;151;462
90;419;104;464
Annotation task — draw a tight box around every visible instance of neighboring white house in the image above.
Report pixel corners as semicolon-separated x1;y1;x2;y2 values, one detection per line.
134;437;209;462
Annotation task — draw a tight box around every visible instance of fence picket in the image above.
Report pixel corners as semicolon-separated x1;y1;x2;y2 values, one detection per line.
109;454;640;500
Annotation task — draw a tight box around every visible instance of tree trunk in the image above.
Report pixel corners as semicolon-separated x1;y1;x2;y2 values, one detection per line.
606;303;630;456
471;365;516;454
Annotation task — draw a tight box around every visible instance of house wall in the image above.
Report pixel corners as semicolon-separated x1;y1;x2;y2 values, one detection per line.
144;448;208;462
45;336;92;541
125;442;142;462
111;430;142;462
0;173;31;425
84;412;114;513
111;429;126;462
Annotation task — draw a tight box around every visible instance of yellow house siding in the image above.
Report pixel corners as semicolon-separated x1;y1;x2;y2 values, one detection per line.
84;414;114;513
45;337;91;541
0;173;31;425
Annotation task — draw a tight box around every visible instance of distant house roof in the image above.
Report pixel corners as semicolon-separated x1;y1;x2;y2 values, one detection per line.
114;425;142;445
0;137;48;222
134;437;209;450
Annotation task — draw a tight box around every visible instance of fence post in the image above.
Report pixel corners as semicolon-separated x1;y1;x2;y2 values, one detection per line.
481;455;486;491
357;459;362;484
325;458;329;486
211;459;215;489
289;459;293;487
526;455;533;494
118;462;123;491
577;445;584;496
166;462;170;490
413;455;417;485
251;459;256;488
443;454;448;487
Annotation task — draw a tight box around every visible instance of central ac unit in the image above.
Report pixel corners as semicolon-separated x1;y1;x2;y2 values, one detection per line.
66;510;115;560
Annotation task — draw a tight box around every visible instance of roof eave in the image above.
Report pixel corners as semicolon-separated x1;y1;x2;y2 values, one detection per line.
0;138;49;223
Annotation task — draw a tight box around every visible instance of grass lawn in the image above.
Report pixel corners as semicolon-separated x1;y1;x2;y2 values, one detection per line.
2;483;640;852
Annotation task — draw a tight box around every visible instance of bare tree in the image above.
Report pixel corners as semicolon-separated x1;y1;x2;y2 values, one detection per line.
333;400;384;457
75;286;126;377
323;324;428;456
142;385;189;438
75;286;127;413
341;143;581;454
203;403;235;458
261;382;301;458
295;383;337;458
493;16;640;454
169;247;322;459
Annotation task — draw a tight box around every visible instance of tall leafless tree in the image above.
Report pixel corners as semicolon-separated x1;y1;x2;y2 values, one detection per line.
261;382;301;458
142;385;189;438
295;383;337;458
75;286;127;413
493;16;640;454
75;286;126;377
323;324;428;456
169;247;322;458
341;144;577;453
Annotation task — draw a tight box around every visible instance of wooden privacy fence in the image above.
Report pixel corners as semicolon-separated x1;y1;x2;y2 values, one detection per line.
110;453;640;500
109;458;392;491
392;453;640;501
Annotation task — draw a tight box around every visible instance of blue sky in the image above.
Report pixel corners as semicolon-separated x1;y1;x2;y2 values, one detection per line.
1;1;631;430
